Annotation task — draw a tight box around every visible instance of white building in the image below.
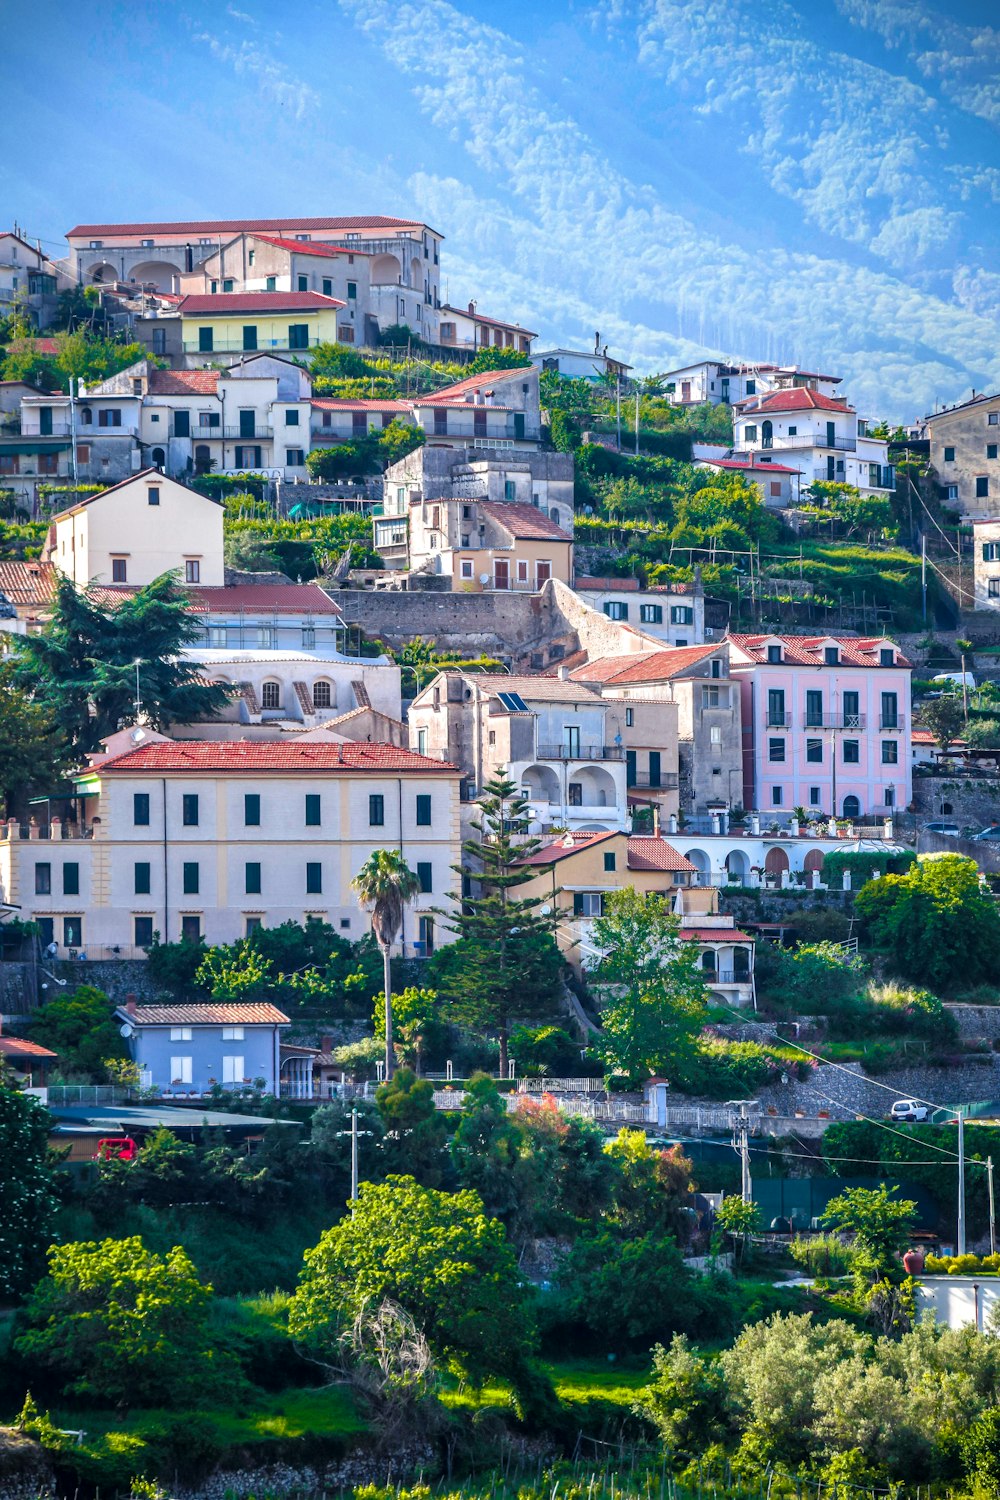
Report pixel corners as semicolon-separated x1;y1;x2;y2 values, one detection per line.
573;577;706;645
439;302;536;357
693;455;803;510
534;348;633;382
732;390;894;497
0;740;460;958
658;361;842;408
180;645;402;737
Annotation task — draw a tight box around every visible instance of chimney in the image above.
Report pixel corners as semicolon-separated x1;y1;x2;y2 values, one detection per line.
653;806;660;838
557;666;569;680
125;994;137;1016
320;1033;332;1053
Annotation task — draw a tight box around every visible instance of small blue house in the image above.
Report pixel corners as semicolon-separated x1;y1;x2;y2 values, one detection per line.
114;1000;290;1097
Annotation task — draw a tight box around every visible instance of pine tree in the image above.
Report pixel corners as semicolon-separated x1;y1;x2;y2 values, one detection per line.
431;769;564;1077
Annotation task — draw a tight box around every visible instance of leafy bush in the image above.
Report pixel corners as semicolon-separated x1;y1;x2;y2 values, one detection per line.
789;1234;854;1277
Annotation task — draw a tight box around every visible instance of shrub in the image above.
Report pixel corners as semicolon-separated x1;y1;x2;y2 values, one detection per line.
789;1234;854;1277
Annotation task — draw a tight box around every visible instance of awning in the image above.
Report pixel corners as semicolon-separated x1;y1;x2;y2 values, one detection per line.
0;440;72;454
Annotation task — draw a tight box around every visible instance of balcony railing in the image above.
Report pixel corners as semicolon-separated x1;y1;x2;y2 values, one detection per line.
766;713;792;728
755;434;857;453
706;969;752;986
24;422;73;437
536;744;625;761
181;336;325;353
627;772;680;789
802;714;866;730
879;715;904;731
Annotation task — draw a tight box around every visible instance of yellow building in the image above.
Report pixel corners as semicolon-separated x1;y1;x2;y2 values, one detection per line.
176;291;345;358
516;829;755;1006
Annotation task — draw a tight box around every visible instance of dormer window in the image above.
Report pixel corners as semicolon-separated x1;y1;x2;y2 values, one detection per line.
767;644;782;664
824;646;839;665
880;648;894;667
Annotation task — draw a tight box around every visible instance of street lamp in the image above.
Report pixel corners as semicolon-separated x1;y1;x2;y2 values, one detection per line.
134;658;142;722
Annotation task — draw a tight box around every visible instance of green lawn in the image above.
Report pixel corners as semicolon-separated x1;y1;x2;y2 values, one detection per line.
439;1358;652;1415
38;1384;364;1446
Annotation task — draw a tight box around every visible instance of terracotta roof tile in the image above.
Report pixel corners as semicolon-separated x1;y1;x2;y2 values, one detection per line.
177;291;345;315
515;830;620;866
626;837;697;873
569;644;721;685
0;1036;58;1060
737;388;853;415
417;367;531;402
680;927;754;942
727;634;910;668
68;216;431;238
116;1003;290;1025
311;397;413;413
94;741;459;775
701;457;802;475
186;584;342;616
0;560;56;607
479;501;571;541
148;369;220;395
251;234;369;258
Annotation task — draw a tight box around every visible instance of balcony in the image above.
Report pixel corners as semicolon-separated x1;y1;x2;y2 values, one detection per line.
755;434;857;453
627;772;680;789
802;714;866;730
879;715;904;731
181;336;325;354
24;422;72;438
766;713;792;728
536;744;625;761
706;969;752;986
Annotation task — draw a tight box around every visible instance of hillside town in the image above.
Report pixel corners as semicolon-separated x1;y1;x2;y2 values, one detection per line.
6;207;1000;1500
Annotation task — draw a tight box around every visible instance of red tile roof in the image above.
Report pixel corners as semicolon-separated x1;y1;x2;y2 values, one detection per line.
115;1002;290;1026
569;644;721;685
311;397;413;413
727;634;910;668
738;389;853;415
176;291;345;315
68;216;433;238
0;1036;58;1060
680;927;754;942
480;501;571;541
418;367;532;403
516;830;621;866
439;304;537;337
0;560;55;607
186;584;342;616
49;469;210;520
251;234;369;258
148;369;220;395
627;837;697;873
701;457;802;475
94;741;459;775
575;576;641;591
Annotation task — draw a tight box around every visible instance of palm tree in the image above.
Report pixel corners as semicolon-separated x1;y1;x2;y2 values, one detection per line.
351;850;421;1081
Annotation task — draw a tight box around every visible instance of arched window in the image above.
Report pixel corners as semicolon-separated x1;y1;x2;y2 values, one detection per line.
761;419;773;449
550;507;560;528
262;681;281;710
843;795;861;819
701;949;717;971
312;680;332;709
81;407;92;425
151;447;165;468
194;444;212;474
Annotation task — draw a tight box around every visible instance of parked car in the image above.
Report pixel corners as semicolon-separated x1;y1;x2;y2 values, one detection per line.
924;821;961;837
931;671;977;689
972;826;1000;841
890;1099;929;1122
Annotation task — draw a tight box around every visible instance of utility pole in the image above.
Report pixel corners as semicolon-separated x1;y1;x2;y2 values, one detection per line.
615;377;622;450
730;1100;756;1203
69;375;79;491
350;1106;359;1208
635;387;640;455
957;1111;967;1256
989;1156;996;1257
921;533;928;622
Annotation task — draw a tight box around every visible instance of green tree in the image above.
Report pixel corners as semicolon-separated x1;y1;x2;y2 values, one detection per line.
449;1073;527;1226
855;852;1000;990
374;985;441;1072
16;1236;213;1404
467;346;531;373
13;572;229;754
375;1067;447;1184
289;1175;537;1387
920;693;966;754
0;658;68;816
821;1183;917;1283
27;984;126;1080
638;1334;728;1457
377;418;424;468
588;887;708;1085
0;1085;59;1296
432;769;564;1077
716;1196;762;1267
607;1128;694;1238
351;849;421;1080
195;941;272;1000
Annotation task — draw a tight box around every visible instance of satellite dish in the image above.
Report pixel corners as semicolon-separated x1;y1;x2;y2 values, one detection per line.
130;727;145;744
119;1022;134;1039
540;904;552;915
479;573;490;585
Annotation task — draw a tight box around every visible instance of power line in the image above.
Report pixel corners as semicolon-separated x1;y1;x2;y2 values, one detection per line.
767;1032;961;1122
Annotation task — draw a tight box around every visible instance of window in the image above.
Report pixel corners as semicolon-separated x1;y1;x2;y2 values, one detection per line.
38;453;58;475
989;445;998;460
347;280;357;300
322;278;333;297
710;725;722;745
417;727;428;755
771;786;783;806
767;644;782;663
978;476;990;498
787;425;797;436
766;688;786;726
222;278;234;293
306;861;322;894
703;685;728;708
824;646;839;665
219;1026;245;1043
806;690;823;727
147;485;160;506
288;324;309;349
809;786;821;806
417;861;433;893
256;624;274;648
305;794;321;826
746;380;756;395
881;740;898;764
245;861;262;894
98;408;122;427
135;916;154;947
881;691;898;729
222;1055;245;1085
297;274;308;292
181;915;200;942
242;325;258;351
301;625;315;650
885;786;896;807
991;413;1000;426
245;917;262;936
37;917;54;948
984;542;1000;561
603;601;628;621
184;559;200;584
261;681;281;710
243;793;260;827
991;580;1000;598
944;446;955;462
59;862;80;898
0;455;18;475
198;328;214;353
182;794;199;826
806;738;823;763
134;862;151;895
35;863;51;895
625;707;634;727
460;559;474;579
134;792;150;825
312;681;331;709
711;657;723;678
111;558;127;583
286;448;305;467
416;794;432;826
174;410;191;436
768;737;786;762
670;605;694;624
369;794;384;826
62;916;82;947
843;690;861;727
639;603;663;623
183;862;199;895
170;1056;193;1084
572;892;605;917
170;1026;192;1042
744;424;758;442
843;739;860;764
880;648;894;667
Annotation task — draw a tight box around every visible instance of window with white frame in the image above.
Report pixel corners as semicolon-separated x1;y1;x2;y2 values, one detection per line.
222;1055;245;1084
222;1026;245;1040
170;1026;192;1041
170;1056;193;1084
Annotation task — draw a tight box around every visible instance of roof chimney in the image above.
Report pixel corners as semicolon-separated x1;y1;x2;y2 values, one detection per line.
125;994;137;1016
320;1033;332;1053
557;666;569;680
652;806;661;838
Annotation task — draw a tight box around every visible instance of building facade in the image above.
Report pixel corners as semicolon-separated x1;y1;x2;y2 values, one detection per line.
923;393;1000;519
438;302;536;356
658;362;842;408
731;389;894;497
973;519;1000;607
0;741;460;957
573;577;706;645
726;634;912;819
114;1000;289;1096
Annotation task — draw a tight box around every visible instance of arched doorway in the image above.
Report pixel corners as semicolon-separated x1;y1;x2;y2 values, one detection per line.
194;445;212;475
684;848;711;885
725;849;750;883
803;849;824;876
843;795;861;819
761;419;773;449
764;846;789;876
151;447;165;469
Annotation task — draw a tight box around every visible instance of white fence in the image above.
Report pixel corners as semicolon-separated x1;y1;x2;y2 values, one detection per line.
518;1076;604;1093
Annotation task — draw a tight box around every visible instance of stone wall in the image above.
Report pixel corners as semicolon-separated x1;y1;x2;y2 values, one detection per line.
912;773;1000;835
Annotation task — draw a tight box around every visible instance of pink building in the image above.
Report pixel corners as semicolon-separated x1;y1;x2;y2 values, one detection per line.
727;635;911;820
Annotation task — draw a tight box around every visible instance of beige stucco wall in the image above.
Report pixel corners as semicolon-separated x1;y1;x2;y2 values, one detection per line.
52;473;224;588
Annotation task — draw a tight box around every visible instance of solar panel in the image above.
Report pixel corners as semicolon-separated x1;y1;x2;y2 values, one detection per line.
497;691;530;713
